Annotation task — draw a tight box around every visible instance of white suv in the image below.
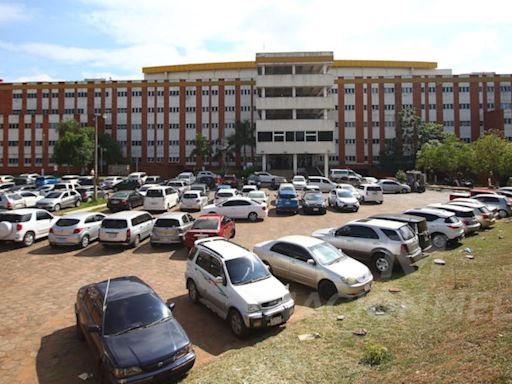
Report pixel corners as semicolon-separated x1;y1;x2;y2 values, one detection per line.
0;209;57;247
185;237;295;337
143;186;179;211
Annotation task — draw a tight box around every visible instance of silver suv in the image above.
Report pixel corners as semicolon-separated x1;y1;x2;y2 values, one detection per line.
99;211;154;248
312;218;424;277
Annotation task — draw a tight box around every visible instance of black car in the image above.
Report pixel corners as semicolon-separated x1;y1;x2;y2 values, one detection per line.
114;179;141;191
107;191;144;211
301;191;327;215
368;213;432;251
75;276;195;383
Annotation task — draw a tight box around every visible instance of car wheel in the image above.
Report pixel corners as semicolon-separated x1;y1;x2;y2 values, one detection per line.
230;229;236;238
228;309;248;338
187;280;199;303
54;204;61;212
373;253;394;277
498;209;508;218
75;200;81;207
400;188;408;194
353;207;359;212
86;197;93;203
23;231;35;247
75;314;85;341
80;235;90;249
248;212;258;222
377;200;383;204
132;235;140;248
318;280;337;300
432;233;448;250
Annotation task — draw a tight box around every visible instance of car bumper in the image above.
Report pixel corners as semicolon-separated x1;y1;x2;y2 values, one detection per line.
100;239;132;246
303;206;326;214
401;248;429;265
180;203;202;210
447;230;465;242
336;280;372;298
107;351;196;384
48;233;82;245
276;204;299;212
151;234;183;244
463;223;481;235
245;300;295;329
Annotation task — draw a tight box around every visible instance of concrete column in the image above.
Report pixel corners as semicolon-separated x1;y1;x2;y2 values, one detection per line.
292;109;297;119
292;65;296;75
324;152;329;177
262;153;267;171
293;154;297;174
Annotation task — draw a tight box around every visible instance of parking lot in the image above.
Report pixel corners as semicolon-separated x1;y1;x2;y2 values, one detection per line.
0;189;452;383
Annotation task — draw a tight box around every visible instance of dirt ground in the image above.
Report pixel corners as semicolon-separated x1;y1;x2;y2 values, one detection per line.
0;189;451;383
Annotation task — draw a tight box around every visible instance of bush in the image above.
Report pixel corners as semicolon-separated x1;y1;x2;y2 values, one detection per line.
360;343;392;366
395;169;407;183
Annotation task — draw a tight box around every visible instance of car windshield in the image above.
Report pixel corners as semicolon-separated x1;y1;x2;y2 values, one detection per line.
155;218;180;228
398;225;415;240
0;213;31;223
111;192;129;198
46;192;63;199
337;190;353;198
305;193;323;201
225;255;270;285
191;218;219;230
169;182;182;187
178;174;191;179
217;192;233;197
103;293;171;336
309;242;347;265
102;219;128;229
55;218;80;227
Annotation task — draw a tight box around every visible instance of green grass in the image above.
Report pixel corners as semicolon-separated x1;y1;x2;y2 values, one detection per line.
183;221;512;384
60;198;106;213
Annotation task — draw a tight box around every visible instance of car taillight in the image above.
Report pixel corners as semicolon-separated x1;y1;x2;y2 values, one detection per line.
73;228;83;234
482;214;490;219
122;200;128;205
448;224;460;229
462;220;470;225
126;228;131;241
400;244;409;254
7;202;12;209
262;206;267;211
16;223;23;231
49;227;53;233
195;199;200;202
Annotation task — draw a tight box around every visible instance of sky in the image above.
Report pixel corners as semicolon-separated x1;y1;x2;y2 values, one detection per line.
1;0;511;82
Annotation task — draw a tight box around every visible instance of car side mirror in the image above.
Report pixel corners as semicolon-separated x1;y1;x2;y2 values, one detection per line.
87;324;101;333
307;259;316;266
214;276;224;285
168;302;176;311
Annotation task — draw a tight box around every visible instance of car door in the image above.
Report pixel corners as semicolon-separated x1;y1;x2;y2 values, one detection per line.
220;216;234;237
193;251;229;313
20;192;37;207
267;242;294;278
321;179;332;193
347;225;380;263
12;194;24;209
35;210;54;237
60;191;71;208
286;243;317;288
83;288;104;358
141;213;154;239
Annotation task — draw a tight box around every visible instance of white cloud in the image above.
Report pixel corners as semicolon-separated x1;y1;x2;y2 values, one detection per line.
12;73;61;83
0;2;33;23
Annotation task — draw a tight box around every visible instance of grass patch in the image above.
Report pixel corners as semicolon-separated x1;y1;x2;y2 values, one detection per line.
60;198;106;213
183;220;512;384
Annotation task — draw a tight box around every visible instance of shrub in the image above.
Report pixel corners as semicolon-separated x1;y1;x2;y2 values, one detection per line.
395;169;407;183
360;343;392;366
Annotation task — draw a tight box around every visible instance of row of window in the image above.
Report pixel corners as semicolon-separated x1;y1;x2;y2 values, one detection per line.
257;130;333;143
333;85;512;95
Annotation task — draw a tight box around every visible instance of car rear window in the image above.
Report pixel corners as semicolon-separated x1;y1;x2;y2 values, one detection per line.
102;219;128;229
381;228;401;241
398;225;415;240
191;218;219;230
46;192;63;199
146;189;163;197
155;219;180;228
0;213;31;223
183;192;199;199
444;216;459;224
279;193;296;199
217;192;233;197
55;218;80;227
367;186;382;191
455;210;473;218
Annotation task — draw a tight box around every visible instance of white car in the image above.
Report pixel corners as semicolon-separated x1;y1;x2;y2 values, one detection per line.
19;191;44;207
0;193;25;210
185;237;295;337
180;190;209;211
176;172;196;185
336;183;361;200
143;186;179;212
61;175;81;184
165;180;190;197
240;185;258;197
127;172;148;185
253;235;373;299
327;189;360;212
214;188;238;204
202;197;268;221
291;175;307;190
356;183;384;204
137;184;160;197
247;190;269;205
0;209;57;246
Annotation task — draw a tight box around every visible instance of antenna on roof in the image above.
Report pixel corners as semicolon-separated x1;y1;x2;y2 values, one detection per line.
101;278;111;335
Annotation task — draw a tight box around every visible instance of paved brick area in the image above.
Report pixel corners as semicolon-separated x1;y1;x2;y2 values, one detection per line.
0;190;451;383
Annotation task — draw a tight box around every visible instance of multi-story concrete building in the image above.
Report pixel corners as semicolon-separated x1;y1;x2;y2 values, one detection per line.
0;51;511;177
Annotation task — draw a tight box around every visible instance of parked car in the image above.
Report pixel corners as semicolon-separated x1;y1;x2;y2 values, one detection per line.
78;176;94;186
336;183;361;200
0;175;15;184
35;184;55;196
214;188;239;204
151;212;195;246
221;174;239;189
165;180;190;197
99;211;154;248
145;175;161;184
368;213;432;252
180;190;208;211
253;235;373;299
247;190;268;205
275;188;300;215
307;176;338;193
75;276;195;383
61;175;80;184
301;191;327;215
137;183;160;197
241;184;258;197
107;191;144;212
403;207;465;249
185;237;295;337
196;171;221;188
450;197;498;216
14;175;36;185
189;183;209;194
10;184;38;192
428;203;481;235
0;193;25;210
76;186;94;202
249;172;277;186
327;189;359;212
35;175;59;187
356;183;384;204
291;175;308;190
0;209;57;246
53;182;78;192
0;182;15;192
18;191;44;207
202;197;267;221
176;172;196;185
329;168;362;183
447;200;496;229
378;179;411;194
183;213;235;248
100;176;124;189
472;194;512;218
127;171;148;185
312;218;425;277
36;190;81;211
49;212;106;248
143;186;179;212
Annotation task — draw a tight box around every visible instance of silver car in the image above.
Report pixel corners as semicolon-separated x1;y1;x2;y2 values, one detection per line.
253;235;373;299
472;194;512;218
150;212;195;246
49;212;106;248
428;203;480;235
99;211;154;248
377;179;411;194
0;193;25;209
447;201;496;229
36;190;81;211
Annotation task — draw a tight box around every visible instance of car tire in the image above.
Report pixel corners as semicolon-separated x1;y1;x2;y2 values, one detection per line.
187;280;199;303
75;314;85;341
102;243;110;248
80;235;90;249
498;209;508;218
318;280;337;300
54;204;61;212
373;253;394;277
400;188;408;194
248;212;258;222
230;229;236;238
378;200;383;204
228;309;248;338
432;233;448;250
23;231;35;247
132;235;140;248
75;200;81;207
49;242;57;248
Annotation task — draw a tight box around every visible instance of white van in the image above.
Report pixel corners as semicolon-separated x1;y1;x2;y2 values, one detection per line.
143;186;179;212
127;172;147;185
356;183;383;204
329;169;362;182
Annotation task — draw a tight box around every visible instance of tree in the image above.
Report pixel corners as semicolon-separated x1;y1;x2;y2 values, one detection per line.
469;130;509;183
226;120;255;167
418;122;447;149
190;133;213;169
399;107;421;162
98;133;123;168
378;138;405;174
53;119;94;173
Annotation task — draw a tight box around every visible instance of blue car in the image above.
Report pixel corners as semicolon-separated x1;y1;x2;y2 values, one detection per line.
35;175;60;187
275;190;300;214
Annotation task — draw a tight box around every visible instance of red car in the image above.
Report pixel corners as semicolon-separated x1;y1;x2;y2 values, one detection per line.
184;214;235;248
221;174;238;189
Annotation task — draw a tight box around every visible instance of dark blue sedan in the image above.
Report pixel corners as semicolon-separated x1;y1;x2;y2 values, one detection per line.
75;276;195;383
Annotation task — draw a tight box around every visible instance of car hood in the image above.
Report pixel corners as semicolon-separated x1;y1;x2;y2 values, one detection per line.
104;317;190;367
202;204;217;211
234;276;289;305
311;228;335;239
324;257;371;281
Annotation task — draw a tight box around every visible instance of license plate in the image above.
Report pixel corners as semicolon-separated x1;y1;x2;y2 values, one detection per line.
269;316;283;326
108;233;117;238
364;284;371;292
313;208;319;211
151;201;157;205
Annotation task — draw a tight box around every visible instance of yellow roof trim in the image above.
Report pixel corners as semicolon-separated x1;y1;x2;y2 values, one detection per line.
255;55;334;64
143;61;256;74
333;60;437;69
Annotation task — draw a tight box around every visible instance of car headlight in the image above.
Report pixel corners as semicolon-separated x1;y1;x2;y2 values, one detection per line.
175;343;193;359
340;276;358;285
247;304;260;312
113;366;143;378
283;292;292;302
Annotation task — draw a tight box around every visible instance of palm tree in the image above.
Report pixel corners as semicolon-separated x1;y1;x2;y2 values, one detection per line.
227;120;255;168
190;133;212;169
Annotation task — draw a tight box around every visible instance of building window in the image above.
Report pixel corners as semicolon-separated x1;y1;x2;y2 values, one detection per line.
443;104;454;109
305;131;317;142
295;131;305;141
285;132;295;141
257;132;272;142
344;105;355;111
274;131;284;142
318;131;333;142
344;88;355;94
